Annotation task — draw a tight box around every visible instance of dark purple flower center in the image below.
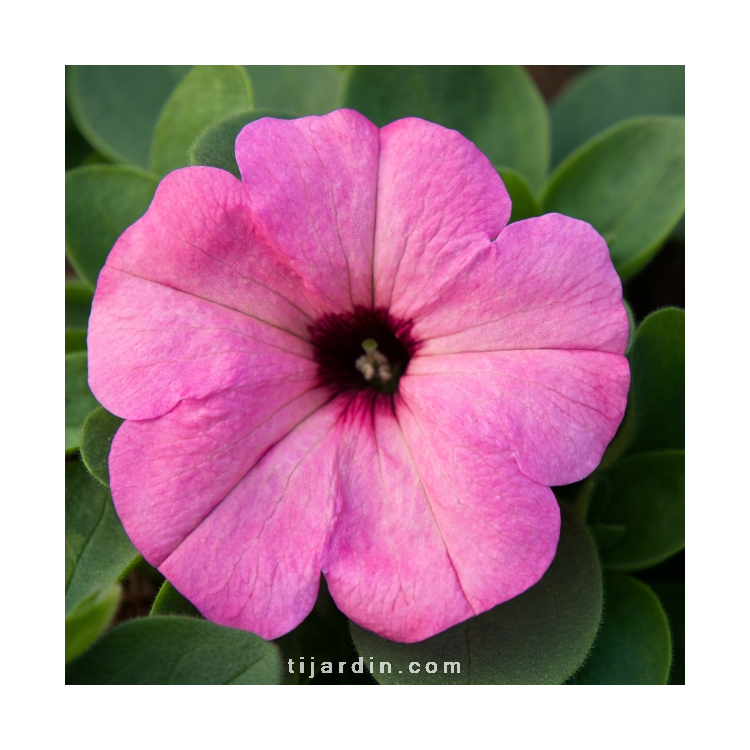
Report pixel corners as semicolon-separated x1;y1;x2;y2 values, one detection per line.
309;306;418;396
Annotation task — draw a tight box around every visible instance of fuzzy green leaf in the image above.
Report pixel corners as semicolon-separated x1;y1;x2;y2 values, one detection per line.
541;117;684;280
344;65;550;190
65;352;99;453
65;461;137;613
244;65;345;115
626;308;685;456
150;581;202;619
551;65;685;168
569;573;671;684
65;585;120;664
595;451;684;571
65;281;93;330
80;407;124;487
67;65;191;169
65;165;158;287
188;109;293;179
350;502;602;684
66;617;283;684
497;167;541;223
65;331;87;353
150;65;253;176
651;582;685;684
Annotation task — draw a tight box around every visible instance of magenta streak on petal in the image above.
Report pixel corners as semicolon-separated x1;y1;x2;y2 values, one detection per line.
322;392;475;642
103;167;330;336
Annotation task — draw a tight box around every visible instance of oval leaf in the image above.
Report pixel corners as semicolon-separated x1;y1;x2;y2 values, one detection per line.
65;331;87;354
65;461;137;613
188;109;294;179
541;116;684;280
149;65;253;176
244;65;345;115
344;65;550;190
569;573;671;684
65;585;120;664
596;450;685;571
66;616;283;684
65;280;93;330
551;65;685;168
651;582;685;684
150;581;202;619
626;307;685;456
350;502;602;684
67;65;191;169
497;167;541;223
80;407;124;486
65;165;158;287
65;352;99;453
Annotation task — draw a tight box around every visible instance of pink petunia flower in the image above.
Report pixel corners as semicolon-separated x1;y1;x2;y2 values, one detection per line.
88;110;630;643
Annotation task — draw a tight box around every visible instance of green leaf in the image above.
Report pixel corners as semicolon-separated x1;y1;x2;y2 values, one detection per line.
150;65;253;177
350;502;602;684
497;167;541;223
65;352;99;453
66;99;95;171
65;331;87;353
274;577;375;684
651;582;685;684
551;65;685;168
188;109;294;179
65;280;93;330
66;616;283;684
589;523;627;551
67;65;191;169
65;585;120;664
65;461;137;613
65;165;158;287
344;66;550;190
150;581;202;619
244;65;346;115
80;407;124;486
626;308;685;456
541;117;684;281
569;573;671;684
670;214;685;241
593;451;685;571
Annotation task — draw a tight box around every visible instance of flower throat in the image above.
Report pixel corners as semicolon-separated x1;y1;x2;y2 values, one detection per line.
308;306;417;396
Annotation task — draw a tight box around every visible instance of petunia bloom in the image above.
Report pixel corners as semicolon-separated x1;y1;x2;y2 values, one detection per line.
88;110;630;643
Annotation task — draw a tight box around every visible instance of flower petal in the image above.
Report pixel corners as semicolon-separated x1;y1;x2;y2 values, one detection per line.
88;166;327;420
397;389;560;622
405;349;630;486
157;397;349;640
88;268;317;420
235;110;380;311
323;392;558;643
109;384;331;567
414;214;629;355
373;117;511;320
101;166;326;335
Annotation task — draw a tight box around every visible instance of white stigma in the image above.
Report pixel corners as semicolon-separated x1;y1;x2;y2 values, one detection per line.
355;340;393;383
